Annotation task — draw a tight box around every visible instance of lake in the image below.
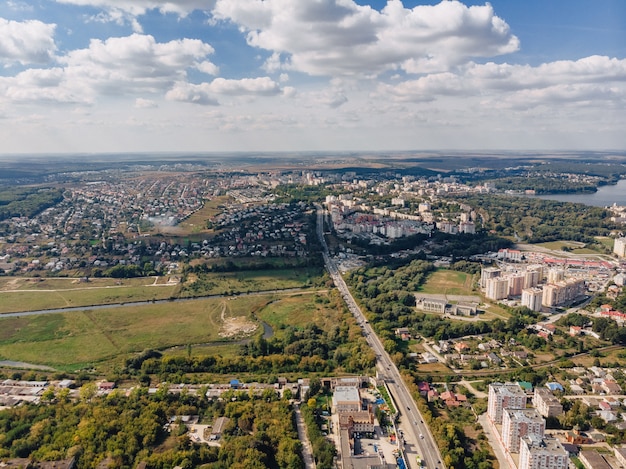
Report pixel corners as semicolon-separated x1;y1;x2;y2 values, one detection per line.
534;179;626;207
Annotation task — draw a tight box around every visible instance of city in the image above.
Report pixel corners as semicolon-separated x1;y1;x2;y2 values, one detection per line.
2;153;626;469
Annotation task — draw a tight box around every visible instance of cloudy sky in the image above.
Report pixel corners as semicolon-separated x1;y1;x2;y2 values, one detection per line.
1;0;625;154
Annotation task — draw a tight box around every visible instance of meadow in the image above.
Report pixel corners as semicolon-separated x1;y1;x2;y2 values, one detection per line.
0;277;179;313
0;290;337;371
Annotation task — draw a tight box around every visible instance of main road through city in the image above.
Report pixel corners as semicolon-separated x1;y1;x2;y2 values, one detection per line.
315;205;445;469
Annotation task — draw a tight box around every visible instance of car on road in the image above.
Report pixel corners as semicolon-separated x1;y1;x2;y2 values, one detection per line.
420;433;424;439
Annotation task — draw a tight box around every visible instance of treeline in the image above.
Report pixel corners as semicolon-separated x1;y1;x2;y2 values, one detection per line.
484;176;596;194
457;194;617;243
185;258;324;274
0;386;303;469
0;188;64;221
300;405;335;469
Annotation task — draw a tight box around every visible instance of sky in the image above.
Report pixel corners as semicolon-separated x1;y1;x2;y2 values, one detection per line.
0;0;625;154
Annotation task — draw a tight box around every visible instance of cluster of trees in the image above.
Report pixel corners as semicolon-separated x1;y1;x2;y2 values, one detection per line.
413;387;494;469
127;311;375;380
0;188;64;222
300;405;335;469
557;313;626;345
484;176;597;194
0;386;303;469
457;194;617;243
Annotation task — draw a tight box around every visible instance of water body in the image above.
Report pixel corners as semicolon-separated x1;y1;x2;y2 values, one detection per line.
534;179;626;207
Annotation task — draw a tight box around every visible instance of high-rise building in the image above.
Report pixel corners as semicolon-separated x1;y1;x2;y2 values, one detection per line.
488;382;527;424
533;388;564;418
508;274;525;296
614;237;626;257
521;288;543;312
502;408;545;453
486;277;510;301
481;267;501;288
518;436;569;469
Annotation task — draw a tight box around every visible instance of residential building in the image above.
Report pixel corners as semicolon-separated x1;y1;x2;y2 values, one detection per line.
518;436;569;469
486;277;510;301
614;237;626;257
481;267;501;288
533;388;564;418
508;274;525;297
522;288;543;312
502;408;545;453
488;382;527;424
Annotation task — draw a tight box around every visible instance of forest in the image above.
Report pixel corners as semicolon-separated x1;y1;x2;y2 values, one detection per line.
0;187;64;221
0;386;302;469
455;194;617;243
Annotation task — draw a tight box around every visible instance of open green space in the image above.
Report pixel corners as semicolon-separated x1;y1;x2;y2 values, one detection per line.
180;267;323;297
0;295;270;370
257;292;335;331
418;269;475;295
0;290;341;371
0;277;178;314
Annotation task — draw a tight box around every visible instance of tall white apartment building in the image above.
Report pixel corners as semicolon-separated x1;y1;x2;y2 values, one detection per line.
486;277;510;301
614;237;626;257
502;408;545;453
481;267;501;288
519;436;569;469
488;382;527;424
522;288;543;312
533;388;563;418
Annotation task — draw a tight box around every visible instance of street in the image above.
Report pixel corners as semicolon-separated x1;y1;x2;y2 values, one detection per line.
315;205;445;469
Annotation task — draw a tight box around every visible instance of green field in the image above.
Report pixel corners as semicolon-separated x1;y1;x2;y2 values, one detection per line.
418;269;475;295
0;295;271;370
0;290;338;371
0;277;179;313
180;268;323;297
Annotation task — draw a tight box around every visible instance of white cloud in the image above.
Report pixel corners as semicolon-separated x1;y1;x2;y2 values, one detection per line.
134;97;157;108
378;56;626;108
165;76;282;105
212;0;519;76
54;0;215;17
196;60;219;76
165;82;219;105
59;33;215;97
208;77;281;96
0;18;57;65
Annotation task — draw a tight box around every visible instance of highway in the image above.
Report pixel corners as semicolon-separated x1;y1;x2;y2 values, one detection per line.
315;205;445;469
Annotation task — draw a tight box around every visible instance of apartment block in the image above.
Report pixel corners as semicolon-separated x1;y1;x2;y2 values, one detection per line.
518;436;569;469
502;408;545;453
521;287;543;312
614;237;626;258
488;382;527;424
533;388;563;418
486;277;510;301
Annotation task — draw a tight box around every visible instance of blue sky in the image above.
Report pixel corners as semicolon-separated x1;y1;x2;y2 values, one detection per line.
0;0;625;154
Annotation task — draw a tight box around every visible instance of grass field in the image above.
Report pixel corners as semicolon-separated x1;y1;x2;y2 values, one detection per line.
0;277;179;314
418;269;475;295
0;295;270;370
180;268;323;297
0;290;338;371
257;292;336;331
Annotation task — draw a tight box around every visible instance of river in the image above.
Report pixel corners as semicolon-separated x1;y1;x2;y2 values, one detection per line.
534;179;626;207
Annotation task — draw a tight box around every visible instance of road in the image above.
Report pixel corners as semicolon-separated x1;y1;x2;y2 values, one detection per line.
315;205;445;469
